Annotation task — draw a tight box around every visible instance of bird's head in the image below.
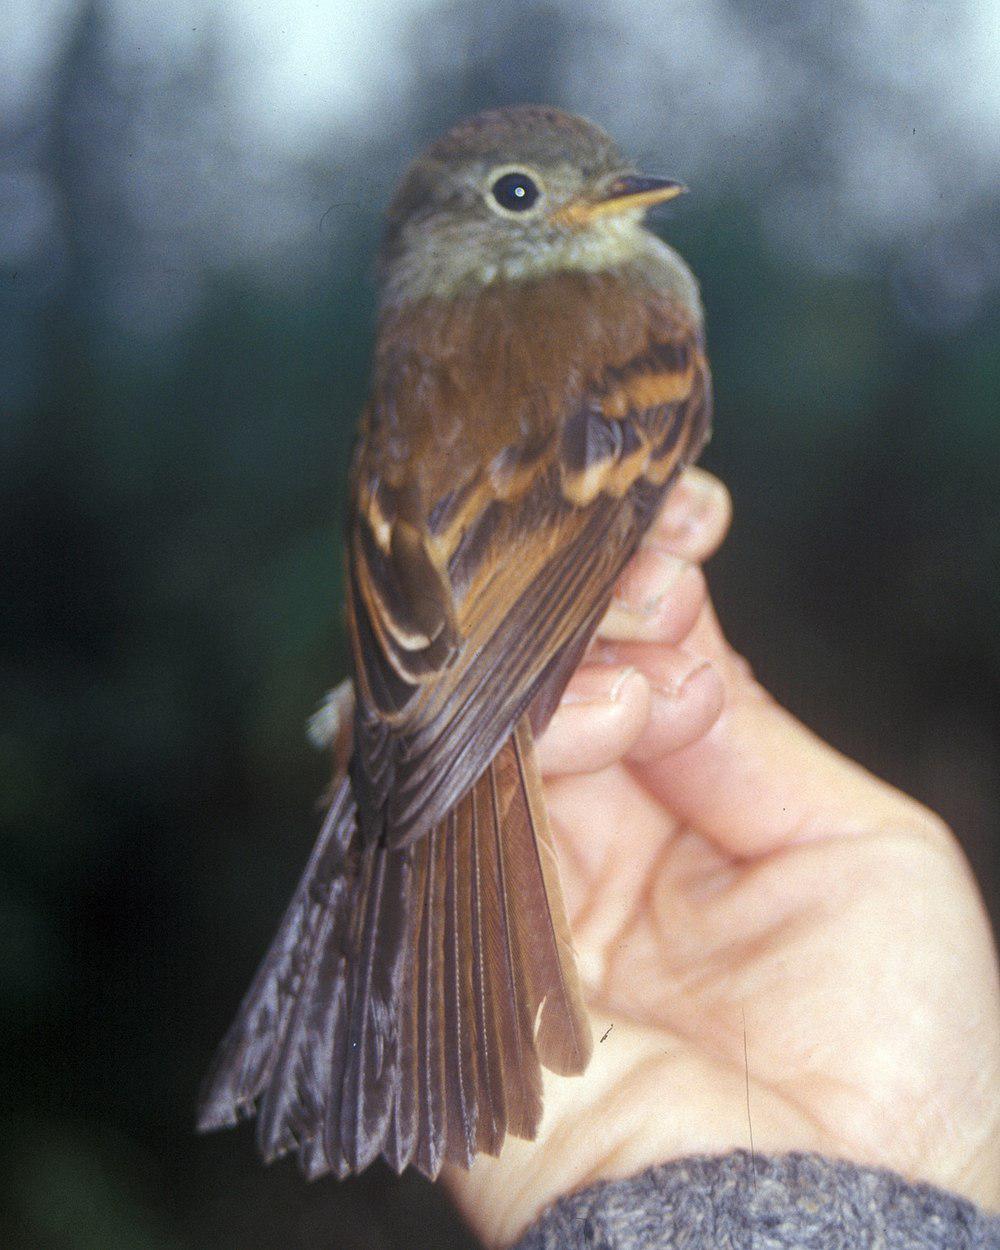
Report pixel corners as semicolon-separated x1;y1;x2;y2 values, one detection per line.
379;105;687;306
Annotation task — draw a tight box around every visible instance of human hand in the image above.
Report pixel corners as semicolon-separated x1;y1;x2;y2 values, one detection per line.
445;467;1000;1246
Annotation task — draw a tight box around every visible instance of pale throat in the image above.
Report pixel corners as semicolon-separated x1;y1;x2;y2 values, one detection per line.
383;214;702;318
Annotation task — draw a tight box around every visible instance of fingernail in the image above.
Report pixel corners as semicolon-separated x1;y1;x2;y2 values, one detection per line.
609;666;641;702
561;665;640;706
650;659;713;700
612;553;691;616
655;471;723;541
687;469;723;509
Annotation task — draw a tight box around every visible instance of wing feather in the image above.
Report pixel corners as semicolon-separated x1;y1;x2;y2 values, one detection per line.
349;309;710;848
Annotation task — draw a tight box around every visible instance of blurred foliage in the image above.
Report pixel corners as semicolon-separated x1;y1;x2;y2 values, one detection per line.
1;1;998;1247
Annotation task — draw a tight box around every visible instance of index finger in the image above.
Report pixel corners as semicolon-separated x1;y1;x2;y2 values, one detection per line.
628;599;949;857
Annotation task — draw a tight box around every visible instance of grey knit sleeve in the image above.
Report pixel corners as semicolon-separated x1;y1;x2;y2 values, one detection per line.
511;1151;1000;1249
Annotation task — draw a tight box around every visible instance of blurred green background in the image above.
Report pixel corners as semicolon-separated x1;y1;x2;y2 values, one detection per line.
2;1;998;1246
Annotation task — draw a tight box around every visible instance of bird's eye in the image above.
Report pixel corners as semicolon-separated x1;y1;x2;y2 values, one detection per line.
489;170;541;214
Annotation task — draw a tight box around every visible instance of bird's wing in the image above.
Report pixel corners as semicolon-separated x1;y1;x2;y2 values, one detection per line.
348;296;711;848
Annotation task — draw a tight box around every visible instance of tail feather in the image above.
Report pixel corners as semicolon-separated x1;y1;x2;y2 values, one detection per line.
197;779;355;1137
197;716;592;1180
442;811;478;1167
481;756;544;1139
253;879;347;1168
414;824;447;1176
338;839;414;1172
380;839;424;1174
465;787;507;1156
508;720;592;1075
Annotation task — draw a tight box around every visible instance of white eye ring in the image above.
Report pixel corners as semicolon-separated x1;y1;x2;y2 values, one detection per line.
484;164;546;218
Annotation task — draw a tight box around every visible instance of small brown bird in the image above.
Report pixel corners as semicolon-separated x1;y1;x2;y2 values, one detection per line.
198;105;712;1180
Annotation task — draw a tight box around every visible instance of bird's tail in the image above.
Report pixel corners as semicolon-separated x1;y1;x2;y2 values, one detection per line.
196;715;592;1180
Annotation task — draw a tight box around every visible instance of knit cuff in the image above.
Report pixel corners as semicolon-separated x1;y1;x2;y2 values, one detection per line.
511;1151;1000;1249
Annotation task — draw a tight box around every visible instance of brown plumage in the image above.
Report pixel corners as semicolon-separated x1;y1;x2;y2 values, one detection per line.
197;105;712;1180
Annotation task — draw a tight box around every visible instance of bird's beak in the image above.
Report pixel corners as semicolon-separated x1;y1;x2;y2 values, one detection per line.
558;174;687;226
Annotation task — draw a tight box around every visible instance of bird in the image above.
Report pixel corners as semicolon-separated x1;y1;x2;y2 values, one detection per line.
197;104;712;1181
